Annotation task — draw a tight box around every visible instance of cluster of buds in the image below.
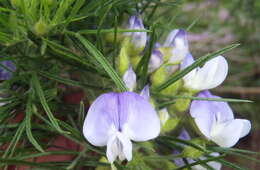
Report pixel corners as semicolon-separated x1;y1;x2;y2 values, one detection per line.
82;15;251;168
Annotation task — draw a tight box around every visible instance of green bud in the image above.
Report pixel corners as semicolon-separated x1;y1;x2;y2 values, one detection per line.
182;138;205;159
161;79;182;96
172;92;192;112
105;31;124;43
161;117;180;133
151;66;168;88
34;19;48;36
130;55;142;70
158;47;172;62
117;38;131;75
95;157;116;170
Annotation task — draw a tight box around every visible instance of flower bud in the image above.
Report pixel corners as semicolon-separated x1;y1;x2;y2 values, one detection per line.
34;19;48;36
162;29;189;64
161;118;180;133
125;16;147;55
182;138;205;159
172;92;192;112
148;49;163;73
123;66;136;91
117;38;131;75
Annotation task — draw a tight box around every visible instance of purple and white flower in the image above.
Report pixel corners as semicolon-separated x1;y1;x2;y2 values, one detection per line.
83;92;160;163
125;16;147;49
190;91;251;147
162;29;189;64
181;54;228;91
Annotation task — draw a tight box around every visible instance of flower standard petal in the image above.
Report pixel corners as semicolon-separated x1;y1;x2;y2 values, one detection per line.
119;92;161;141
83;93;119;146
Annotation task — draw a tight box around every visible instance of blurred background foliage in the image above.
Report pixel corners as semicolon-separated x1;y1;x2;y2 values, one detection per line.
0;0;259;169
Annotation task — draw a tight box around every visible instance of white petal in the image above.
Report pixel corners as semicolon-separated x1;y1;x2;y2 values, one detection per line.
106;134;119;163
210;119;245;147
117;132;132;161
237;119;251;138
185;56;228;91
123;66;136;91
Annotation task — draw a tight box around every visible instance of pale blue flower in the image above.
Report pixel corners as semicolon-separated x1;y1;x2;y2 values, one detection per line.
181;53;228;91
83;92;160;163
190;91;251;147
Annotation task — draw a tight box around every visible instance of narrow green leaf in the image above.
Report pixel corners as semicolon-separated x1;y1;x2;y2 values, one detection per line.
157;95;253;108
38;71;108;90
217;159;248;170
25;93;44;152
31;73;65;133
75;33;127;92
0;158;66;170
154;44;240;92
3;121;26;158
76;28;151;34
175;155;226;170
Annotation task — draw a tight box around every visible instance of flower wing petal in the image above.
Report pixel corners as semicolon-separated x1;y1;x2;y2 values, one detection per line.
190;97;215;138
210;119;245;147
83;93;119;146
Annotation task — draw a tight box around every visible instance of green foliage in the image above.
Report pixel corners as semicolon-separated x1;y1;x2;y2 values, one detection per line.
0;0;258;169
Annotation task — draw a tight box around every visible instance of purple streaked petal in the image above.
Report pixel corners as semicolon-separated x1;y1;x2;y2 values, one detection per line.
120;92;160;141
163;29;179;47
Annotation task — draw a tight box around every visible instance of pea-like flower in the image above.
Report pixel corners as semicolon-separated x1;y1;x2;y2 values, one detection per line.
181;53;228;91
125;16;147;50
83;92;161;163
161;29;189;64
190;91;251;147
